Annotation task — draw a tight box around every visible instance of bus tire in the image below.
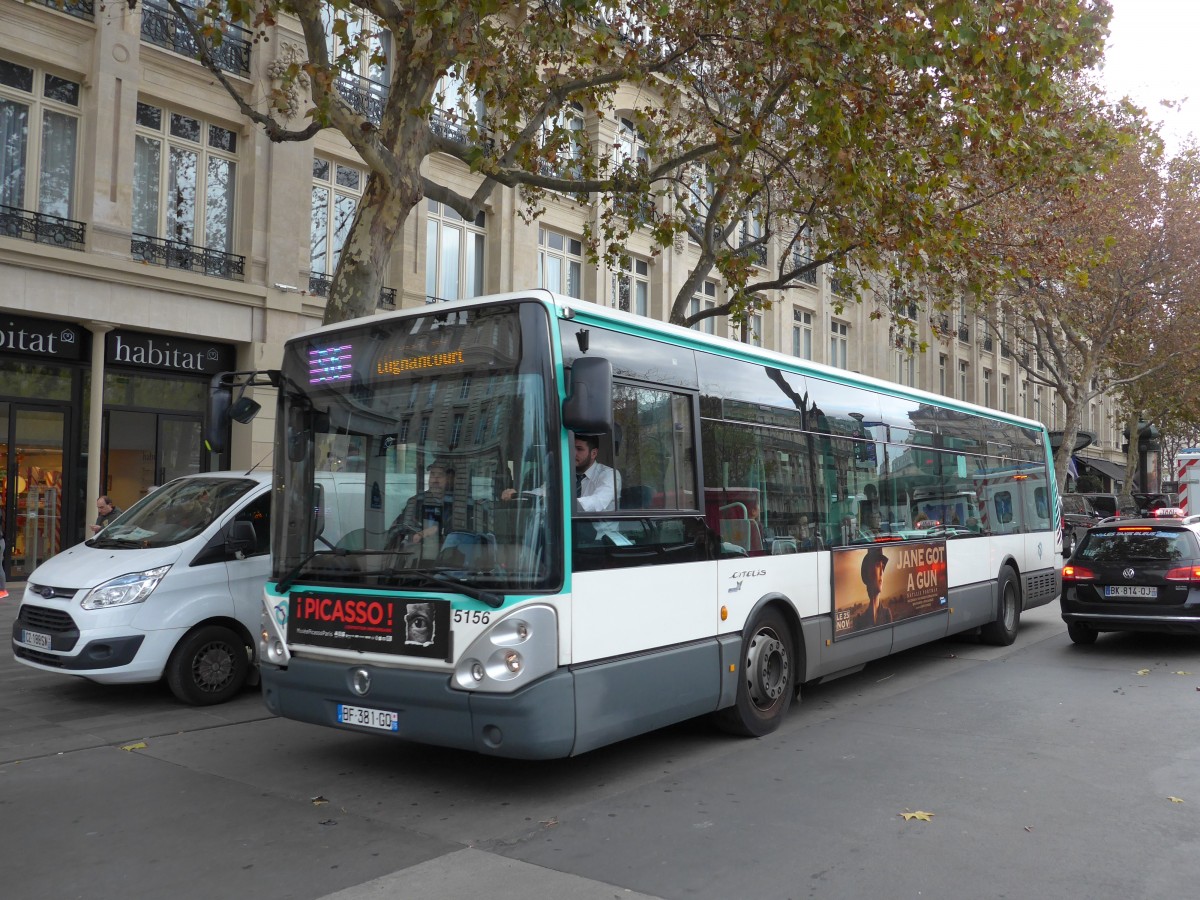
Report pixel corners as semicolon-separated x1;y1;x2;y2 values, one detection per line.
980;567;1021;646
715;606;795;737
1067;622;1098;645
166;625;250;706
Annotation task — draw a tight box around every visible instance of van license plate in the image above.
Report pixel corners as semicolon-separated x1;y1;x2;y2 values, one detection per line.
1103;585;1157;598
22;629;51;649
337;704;399;732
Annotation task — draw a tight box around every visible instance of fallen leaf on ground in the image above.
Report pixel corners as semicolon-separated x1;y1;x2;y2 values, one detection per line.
1136;669;1151;676
1024;825;1035;832
900;810;934;822
121;742;147;751
1168;796;1185;803
311;796;328;806
1173;671;1191;676
540;817;559;828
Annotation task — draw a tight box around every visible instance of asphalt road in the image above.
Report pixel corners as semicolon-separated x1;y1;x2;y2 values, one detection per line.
4;585;1200;900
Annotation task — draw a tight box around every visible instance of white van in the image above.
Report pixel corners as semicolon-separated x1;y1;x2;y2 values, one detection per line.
11;470;272;705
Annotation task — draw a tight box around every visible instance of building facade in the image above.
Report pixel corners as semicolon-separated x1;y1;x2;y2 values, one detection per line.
0;1;1127;578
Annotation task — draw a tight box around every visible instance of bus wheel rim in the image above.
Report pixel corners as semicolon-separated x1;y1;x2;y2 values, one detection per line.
746;628;788;708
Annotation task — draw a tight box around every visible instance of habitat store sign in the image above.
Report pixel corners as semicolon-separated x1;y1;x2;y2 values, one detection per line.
107;330;234;375
0;313;85;360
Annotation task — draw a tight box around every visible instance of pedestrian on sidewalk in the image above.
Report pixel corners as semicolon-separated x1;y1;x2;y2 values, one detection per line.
0;506;8;599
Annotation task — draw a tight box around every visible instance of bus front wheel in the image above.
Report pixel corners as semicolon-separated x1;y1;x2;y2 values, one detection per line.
980;567;1021;646
715;606;795;737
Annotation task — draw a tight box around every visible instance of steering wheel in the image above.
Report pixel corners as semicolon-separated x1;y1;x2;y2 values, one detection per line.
384;521;421;550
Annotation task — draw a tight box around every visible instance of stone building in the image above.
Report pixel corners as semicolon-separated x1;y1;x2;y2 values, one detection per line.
0;1;1126;577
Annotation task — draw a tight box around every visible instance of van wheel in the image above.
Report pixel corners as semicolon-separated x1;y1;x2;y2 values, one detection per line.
715;606;795;737
980;567;1021;646
166;625;250;706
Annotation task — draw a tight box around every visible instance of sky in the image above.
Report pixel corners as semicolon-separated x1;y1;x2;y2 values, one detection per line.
1101;0;1200;153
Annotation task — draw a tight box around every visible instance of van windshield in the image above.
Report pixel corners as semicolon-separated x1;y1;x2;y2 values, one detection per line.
94;477;259;549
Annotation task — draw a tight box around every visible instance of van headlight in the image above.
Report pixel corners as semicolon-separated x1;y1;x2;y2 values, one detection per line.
453;604;557;692
81;566;172;610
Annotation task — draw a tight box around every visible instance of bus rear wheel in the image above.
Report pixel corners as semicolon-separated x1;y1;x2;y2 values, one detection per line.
715;606;795;737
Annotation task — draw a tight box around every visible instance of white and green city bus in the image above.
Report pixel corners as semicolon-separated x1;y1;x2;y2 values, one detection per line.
213;289;1062;758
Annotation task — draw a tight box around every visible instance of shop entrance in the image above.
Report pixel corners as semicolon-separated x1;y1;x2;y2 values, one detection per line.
1;403;68;579
103;410;203;511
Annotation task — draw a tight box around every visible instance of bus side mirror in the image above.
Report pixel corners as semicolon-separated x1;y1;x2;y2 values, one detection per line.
205;375;233;454
562;357;613;435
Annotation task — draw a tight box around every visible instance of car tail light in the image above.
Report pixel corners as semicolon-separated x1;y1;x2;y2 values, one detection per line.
1062;564;1096;581
1164;566;1200;583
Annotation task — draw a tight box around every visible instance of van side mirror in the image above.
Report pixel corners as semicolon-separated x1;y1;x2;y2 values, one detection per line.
562;357;613;435
225;520;258;559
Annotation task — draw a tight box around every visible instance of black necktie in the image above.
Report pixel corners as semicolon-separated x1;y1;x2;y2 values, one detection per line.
576;471;585;498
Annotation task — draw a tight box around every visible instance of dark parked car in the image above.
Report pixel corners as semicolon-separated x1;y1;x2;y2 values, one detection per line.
1079;492;1138;520
1061;493;1106;557
1132;492;1180;517
1060;517;1200;644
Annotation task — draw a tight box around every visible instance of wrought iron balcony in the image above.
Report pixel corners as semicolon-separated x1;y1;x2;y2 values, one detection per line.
336;72;388;125
957;324;970;343
0;205;86;250
308;271;397;309
790;252;818;285
131;233;245;280
38;0;93;20
140;2;251;75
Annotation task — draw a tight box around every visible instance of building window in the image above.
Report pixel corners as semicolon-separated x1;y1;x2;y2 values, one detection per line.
1034;385;1043;422
431;65;485;143
311;157;364;277
1001;374;1010;411
684;167;714;244
540;102;584;177
792;308;813;358
614;116;649;168
611;255;649;316
958;360;968;400
747;312;763;347
0;59;80;218
741;208;766;267
982;368;992;407
895;344;916;386
538;227;582;297
133;101;237;251
426;199;485;302
691;281;717;334
938;354;947;395
830;319;849;369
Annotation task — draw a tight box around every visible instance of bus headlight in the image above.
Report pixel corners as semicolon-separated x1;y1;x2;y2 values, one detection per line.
453;604;557;692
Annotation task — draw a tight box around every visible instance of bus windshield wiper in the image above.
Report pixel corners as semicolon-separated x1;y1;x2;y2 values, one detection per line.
277;548;345;593
387;567;503;608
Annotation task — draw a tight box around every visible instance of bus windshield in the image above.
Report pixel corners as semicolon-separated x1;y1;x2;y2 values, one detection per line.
272;301;562;592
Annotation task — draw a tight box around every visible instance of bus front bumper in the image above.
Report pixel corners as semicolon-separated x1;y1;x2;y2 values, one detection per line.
261;656;577;759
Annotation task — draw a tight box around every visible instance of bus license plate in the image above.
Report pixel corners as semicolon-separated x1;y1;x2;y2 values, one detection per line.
1103;585;1157;598
337;704;399;732
23;629;51;649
